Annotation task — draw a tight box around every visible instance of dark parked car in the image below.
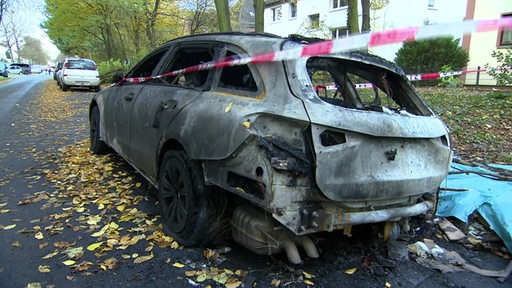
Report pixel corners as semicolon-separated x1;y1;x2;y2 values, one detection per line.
10;63;30;74
89;33;453;263
54;61;63;83
0;62;8;77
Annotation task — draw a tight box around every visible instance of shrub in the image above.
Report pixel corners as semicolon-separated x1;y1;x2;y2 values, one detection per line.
486;47;512;86
394;36;469;86
97;59;124;84
437;65;462;88
97;51;149;84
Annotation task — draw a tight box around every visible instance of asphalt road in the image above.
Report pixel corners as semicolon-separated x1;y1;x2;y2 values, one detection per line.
0;75;511;288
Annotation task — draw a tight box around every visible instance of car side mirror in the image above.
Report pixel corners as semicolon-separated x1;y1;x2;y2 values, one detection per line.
112;70;124;83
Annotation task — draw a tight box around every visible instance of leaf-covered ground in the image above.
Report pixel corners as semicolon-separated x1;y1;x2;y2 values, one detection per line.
1;80;510;288
419;87;512;164
0;81;250;287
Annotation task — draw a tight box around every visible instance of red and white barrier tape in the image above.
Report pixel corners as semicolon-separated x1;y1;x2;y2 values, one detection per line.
312;67;512;90
122;18;512;84
407;66;512;81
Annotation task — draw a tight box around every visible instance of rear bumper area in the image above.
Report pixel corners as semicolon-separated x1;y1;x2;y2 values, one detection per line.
273;198;435;235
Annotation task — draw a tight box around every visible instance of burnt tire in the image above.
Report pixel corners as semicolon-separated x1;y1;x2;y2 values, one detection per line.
89;106;108;154
158;150;228;246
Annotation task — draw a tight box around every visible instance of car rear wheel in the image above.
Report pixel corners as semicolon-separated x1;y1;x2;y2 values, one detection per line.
89;106;108;154
158;150;228;246
61;82;68;91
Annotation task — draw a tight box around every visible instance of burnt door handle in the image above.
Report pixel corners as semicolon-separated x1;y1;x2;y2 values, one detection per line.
124;93;135;101
152;100;177;128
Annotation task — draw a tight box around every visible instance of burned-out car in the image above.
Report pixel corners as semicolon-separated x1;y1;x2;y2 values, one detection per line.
89;33;452;263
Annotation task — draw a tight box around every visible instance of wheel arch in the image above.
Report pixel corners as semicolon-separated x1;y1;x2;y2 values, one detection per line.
156;139;186;182
89;99;99;119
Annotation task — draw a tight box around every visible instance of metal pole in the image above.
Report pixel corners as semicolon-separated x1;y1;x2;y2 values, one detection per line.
476;66;480;88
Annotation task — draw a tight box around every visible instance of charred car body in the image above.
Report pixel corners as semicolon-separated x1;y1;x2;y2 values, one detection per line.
89;33;452;263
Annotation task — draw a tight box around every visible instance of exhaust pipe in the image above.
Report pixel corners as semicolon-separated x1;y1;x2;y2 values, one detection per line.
231;206;319;264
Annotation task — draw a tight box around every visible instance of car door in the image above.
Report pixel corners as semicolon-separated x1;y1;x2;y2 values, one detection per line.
128;43;219;180
103;47;171;160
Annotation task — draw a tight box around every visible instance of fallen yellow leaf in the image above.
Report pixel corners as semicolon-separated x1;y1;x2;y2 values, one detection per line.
225;102;233;113
12;241;21;247
38;265;51;273
62;260;76;266
213;272;228;284
225;279;243;288
86;215;102;225
35;232;44;239
385;282;392;288
173;262;185;268
344;268;357;275
101;257;118;270
133;253;154;264
3;224;16;230
303;271;315;279
42;250;59;259
304;279;314;285
185;270;202;276
196;273;207;282
86;242;103;251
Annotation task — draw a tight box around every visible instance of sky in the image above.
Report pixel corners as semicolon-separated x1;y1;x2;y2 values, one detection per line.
1;0;60;63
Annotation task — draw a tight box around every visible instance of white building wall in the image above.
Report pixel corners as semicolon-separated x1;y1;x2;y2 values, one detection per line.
264;0;467;64
464;1;512;86
369;0;467;62
265;0;353;39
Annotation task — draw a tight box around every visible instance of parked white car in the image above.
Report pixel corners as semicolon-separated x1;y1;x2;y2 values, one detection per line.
31;65;43;74
59;58;101;92
8;65;22;74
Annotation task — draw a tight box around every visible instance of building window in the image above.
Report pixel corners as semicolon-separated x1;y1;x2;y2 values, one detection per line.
271;6;282;22
332;0;347;10
309;13;320;29
332;27;348;39
290;2;297;19
498;14;512;47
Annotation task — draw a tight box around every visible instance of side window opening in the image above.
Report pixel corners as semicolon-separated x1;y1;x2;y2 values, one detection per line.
129;49;168;78
307;57;428;115
217;51;258;94
346;72;401;111
162;47;214;90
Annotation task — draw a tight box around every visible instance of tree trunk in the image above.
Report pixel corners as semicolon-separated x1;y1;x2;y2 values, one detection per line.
147;0;160;46
254;0;264;32
361;0;370;32
214;0;232;32
347;0;359;34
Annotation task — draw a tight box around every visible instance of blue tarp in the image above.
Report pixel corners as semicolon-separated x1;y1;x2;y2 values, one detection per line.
436;162;512;253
